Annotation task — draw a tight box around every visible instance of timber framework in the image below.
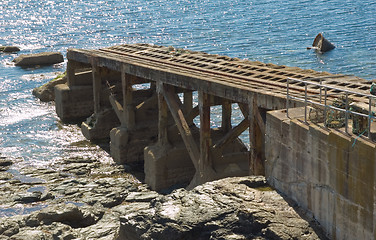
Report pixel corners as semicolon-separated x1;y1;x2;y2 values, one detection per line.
55;43;375;190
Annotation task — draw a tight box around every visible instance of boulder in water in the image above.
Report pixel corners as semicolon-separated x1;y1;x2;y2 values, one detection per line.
0;46;20;53
13;52;64;66
307;33;335;52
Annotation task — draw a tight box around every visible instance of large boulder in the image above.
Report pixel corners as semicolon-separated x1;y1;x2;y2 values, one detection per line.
32;73;67;102
13;52;64;66
117;176;328;240
0;46;20;53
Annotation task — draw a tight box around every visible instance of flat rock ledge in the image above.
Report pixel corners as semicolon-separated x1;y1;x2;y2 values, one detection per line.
12;52;64;66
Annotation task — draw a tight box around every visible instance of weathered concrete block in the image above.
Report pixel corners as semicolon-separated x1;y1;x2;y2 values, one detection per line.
54;84;94;123
110;124;159;164
265;106;376;240
13;52;64;66
81;108;120;141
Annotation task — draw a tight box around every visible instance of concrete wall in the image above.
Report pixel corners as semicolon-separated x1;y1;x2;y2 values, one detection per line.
265;107;376;240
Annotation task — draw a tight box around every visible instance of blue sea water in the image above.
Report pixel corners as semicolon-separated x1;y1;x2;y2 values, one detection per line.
0;0;376;165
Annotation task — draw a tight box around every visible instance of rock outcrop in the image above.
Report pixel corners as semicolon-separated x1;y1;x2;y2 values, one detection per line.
0;46;20;53
32;72;67;102
0;155;327;239
12;52;64;66
117;176;327;240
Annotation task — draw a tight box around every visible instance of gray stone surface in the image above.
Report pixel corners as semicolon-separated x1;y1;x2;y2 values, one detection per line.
117;176;328;240
12;52;64;66
0;154;327;239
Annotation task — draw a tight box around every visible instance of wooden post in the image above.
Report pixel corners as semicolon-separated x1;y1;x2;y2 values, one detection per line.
163;84;200;171
198;91;214;176
91;59;101;114
184;91;193;125
66;60;77;87
248;95;265;175
222;100;232;132
122;65;135;129
157;81;169;145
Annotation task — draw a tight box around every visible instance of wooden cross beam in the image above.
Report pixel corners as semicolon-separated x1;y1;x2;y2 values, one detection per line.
162;83;200;171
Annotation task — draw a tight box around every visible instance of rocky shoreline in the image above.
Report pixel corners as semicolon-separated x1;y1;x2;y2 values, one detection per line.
0;150;328;239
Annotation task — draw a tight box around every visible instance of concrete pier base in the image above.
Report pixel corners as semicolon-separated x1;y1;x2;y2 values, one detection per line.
144;128;249;191
81;108;120;141
110;124;158;164
54;84;94;123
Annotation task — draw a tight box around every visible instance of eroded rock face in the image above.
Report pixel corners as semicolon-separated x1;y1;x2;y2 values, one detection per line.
117;176;328;240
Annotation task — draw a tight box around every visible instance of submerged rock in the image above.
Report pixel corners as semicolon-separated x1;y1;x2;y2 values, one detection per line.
13;52;64;66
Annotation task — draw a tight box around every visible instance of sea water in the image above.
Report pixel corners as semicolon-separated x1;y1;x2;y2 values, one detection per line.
1;0;375;165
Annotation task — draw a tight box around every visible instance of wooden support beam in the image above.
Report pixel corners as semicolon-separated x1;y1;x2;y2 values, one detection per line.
248;95;265;175
184;91;193;125
109;95;125;125
67;60;77;87
122;65;135;129
136;93;158;110
91;59;101;114
162;84;200;171
222;100;232;132
213;118;249;152
199;91;213;175
157;81;169;145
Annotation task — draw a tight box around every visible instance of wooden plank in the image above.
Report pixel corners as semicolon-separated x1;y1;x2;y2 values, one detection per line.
157;81;169;145
162;84;200;170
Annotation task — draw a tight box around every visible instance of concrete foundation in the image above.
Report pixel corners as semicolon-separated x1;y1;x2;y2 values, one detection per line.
144;128;249;191
110;91;159;164
265;107;376;240
54;84;94;123
81;108;120;141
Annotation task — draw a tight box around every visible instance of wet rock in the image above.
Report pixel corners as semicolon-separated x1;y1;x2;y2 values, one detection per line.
36;203;101;228
0;220;19;236
12;52;64;67
32;73;66;102
125;191;159;202
13;191;42;203
117;176;327;240
0;158;13;171
0;46;20;53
